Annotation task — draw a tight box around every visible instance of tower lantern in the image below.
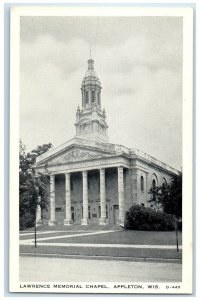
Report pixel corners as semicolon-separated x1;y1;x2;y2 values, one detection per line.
74;59;109;142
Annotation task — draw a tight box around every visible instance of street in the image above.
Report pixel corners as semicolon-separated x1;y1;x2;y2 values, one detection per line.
19;256;181;282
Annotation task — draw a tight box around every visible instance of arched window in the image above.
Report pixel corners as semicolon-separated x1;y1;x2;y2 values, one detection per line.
152;179;156;201
85;91;89;105
152;179;156;190
97;92;100;105
141;176;144;191
92;91;95;103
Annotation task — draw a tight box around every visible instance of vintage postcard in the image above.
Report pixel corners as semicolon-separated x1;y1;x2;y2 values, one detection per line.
9;5;193;294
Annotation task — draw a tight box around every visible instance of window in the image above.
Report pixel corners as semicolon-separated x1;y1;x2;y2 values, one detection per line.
141;176;144;191
70;181;73;191
88;206;91;219
152;179;156;189
85;91;89;105
55;207;62;212
92;91;95;103
97;93;100;105
88;179;90;190
152;179;156;201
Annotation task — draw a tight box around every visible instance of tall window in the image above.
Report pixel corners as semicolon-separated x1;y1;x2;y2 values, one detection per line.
140;176;144;191
92;91;95;103
97;92;100;105
85;91;89;105
152;179;156;201
152;179;156;189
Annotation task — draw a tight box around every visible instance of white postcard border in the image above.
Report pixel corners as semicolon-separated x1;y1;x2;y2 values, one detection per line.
9;5;193;294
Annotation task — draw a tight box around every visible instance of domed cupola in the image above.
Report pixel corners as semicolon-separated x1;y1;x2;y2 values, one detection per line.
74;59;109;142
81;59;102;109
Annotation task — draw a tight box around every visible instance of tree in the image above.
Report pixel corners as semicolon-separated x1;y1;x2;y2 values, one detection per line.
19;140;53;230
148;173;182;252
148;173;182;219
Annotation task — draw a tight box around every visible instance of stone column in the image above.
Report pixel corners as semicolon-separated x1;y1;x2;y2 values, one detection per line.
81;171;89;225
131;168;139;204
118;166;125;225
48;174;57;226
64;173;72;225
99;168;106;225
36;196;42;225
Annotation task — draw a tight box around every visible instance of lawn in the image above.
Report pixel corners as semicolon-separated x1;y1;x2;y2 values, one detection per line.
20;244;182;260
20;229;182;260
39;230;182;246
19;231;83;240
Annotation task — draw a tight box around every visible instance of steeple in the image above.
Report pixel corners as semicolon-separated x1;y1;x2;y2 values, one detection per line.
74;59;109;142
81;59;102;109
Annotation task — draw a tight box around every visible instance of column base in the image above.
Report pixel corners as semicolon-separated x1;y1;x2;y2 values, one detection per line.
48;220;58;226
64;219;73;225
81;218;89;225
36;219;43;226
99;217;107;225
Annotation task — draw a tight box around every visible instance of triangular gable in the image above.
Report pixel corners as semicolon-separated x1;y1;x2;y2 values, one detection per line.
36;145;116;166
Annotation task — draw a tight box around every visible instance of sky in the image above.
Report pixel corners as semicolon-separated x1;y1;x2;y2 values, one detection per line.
20;16;182;170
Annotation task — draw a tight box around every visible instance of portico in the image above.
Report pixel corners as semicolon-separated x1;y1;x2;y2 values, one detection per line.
45;165;125;226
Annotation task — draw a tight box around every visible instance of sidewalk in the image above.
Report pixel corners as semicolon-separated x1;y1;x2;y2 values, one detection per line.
19;256;182;282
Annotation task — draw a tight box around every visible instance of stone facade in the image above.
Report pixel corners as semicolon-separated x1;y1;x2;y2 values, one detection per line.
35;59;179;227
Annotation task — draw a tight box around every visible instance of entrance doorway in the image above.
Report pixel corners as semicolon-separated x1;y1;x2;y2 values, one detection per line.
113;205;119;224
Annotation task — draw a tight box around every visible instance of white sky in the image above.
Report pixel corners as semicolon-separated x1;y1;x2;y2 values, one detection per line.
20;16;182;170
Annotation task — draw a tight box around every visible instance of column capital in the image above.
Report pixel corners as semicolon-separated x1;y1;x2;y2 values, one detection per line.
100;168;105;174
118;166;124;172
82;170;88;176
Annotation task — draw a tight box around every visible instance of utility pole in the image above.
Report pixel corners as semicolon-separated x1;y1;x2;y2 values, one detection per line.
173;215;179;252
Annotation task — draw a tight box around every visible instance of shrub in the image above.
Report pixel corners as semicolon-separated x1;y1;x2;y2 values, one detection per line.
124;204;174;231
19;209;35;230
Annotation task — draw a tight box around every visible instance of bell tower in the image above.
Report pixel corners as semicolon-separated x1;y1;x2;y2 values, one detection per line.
74;59;109;142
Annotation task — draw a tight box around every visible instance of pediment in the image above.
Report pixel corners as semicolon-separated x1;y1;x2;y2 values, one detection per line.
37;146;114;166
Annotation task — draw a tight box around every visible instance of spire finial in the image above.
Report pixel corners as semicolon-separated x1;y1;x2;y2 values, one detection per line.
89;45;92;60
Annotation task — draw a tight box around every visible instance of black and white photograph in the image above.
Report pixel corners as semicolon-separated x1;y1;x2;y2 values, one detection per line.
9;5;193;294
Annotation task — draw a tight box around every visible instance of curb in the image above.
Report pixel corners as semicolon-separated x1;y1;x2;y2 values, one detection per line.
20;252;182;264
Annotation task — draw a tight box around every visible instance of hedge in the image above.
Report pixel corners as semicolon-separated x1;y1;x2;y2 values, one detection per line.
124;204;174;231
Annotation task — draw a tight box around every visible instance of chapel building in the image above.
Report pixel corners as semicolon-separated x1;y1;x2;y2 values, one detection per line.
35;59;179;226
